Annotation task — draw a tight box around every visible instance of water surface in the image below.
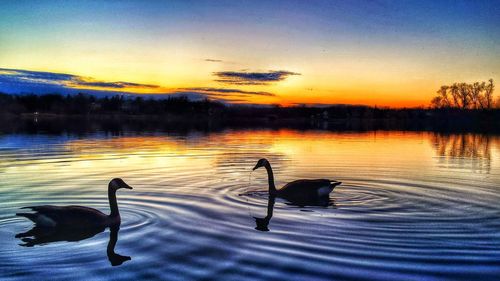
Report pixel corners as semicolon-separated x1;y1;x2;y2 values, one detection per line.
1;130;499;280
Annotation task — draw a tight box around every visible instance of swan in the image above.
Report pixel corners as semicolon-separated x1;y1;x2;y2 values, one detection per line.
16;178;133;228
252;158;341;201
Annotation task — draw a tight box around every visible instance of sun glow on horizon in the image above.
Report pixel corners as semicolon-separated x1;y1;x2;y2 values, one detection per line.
0;1;498;107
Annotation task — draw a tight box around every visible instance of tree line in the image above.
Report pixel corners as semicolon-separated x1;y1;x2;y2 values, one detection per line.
431;79;496;109
0;92;433;120
0;93;225;116
0;91;498;123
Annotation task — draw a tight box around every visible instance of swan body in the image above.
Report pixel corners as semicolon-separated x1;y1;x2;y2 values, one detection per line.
252;158;341;200
17;178;133;228
17;205;111;228
281;179;339;197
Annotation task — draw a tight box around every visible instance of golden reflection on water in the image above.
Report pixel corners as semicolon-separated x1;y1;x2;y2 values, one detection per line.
1;130;499;187
432;133;491;159
431;133;496;173
59;130;500;177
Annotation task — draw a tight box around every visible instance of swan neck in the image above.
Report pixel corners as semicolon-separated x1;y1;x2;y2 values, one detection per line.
264;162;277;194
108;187;119;217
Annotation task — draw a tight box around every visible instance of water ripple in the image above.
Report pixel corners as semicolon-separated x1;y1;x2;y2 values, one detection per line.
1;131;500;280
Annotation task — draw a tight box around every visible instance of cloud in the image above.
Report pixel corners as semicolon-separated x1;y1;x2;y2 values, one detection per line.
73;80;158;89
213;70;300;85
174;87;276;103
204;58;223;63
0;68;75;86
0;68;159;91
182;87;275;97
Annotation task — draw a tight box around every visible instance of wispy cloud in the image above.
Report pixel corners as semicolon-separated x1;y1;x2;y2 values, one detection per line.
0;68;159;91
204;58;223;63
174;87;276;103
213;70;300;85
74;80;158;89
182;87;275;97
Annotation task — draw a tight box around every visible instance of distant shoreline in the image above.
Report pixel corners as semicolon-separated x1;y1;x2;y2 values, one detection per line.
1;110;499;135
1;92;499;134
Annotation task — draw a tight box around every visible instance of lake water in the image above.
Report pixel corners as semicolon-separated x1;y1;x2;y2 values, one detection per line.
1;129;499;280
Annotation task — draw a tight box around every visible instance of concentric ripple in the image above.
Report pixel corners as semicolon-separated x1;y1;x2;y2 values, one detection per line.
0;130;500;281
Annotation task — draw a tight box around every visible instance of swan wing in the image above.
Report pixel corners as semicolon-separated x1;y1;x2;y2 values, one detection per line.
19;205;107;227
282;179;339;190
280;179;341;198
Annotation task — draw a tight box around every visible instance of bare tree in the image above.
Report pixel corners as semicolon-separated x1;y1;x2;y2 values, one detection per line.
449;83;460;108
431;80;495;109
436;85;450;108
431;96;443;108
457;83;471;109
470;82;485;109
484;79;494;109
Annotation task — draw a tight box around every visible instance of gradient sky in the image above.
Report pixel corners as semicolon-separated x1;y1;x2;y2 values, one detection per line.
1;0;499;107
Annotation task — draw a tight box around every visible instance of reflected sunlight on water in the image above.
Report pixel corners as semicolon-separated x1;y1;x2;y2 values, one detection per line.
0;130;499;280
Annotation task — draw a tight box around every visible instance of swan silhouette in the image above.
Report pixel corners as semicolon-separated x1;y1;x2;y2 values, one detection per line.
16;178;133;228
15;225;131;266
252;158;341;203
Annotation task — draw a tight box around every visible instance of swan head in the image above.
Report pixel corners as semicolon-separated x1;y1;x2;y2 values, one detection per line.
109;178;133;191
252;158;269;171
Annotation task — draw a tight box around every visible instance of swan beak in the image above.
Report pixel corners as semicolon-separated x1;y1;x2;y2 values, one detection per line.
252;164;260;171
122;183;133;190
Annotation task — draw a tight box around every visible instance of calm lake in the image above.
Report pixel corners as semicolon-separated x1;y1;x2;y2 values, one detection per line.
1;129;499;280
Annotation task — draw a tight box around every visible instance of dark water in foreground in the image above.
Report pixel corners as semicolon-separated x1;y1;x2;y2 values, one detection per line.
0;130;499;280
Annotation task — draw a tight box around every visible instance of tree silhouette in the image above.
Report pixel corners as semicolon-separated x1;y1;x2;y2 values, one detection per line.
431;80;495;109
485;79;494;109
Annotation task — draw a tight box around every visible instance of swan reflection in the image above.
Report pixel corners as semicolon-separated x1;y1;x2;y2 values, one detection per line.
253;194;335;232
15;225;131;266
254;195;275;232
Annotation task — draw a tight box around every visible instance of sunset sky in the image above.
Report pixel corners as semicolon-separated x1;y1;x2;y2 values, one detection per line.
0;0;499;107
